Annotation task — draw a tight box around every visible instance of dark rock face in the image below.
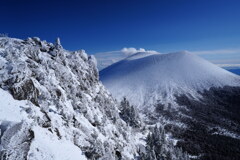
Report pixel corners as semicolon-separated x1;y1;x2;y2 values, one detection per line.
9;79;40;106
174;86;240;160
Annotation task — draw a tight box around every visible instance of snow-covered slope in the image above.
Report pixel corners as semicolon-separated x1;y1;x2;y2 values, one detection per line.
0;37;144;159
100;51;240;108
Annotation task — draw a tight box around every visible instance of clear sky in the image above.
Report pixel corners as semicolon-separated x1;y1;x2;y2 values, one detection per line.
1;0;240;67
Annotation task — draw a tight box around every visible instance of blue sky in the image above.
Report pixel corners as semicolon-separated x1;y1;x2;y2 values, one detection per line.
1;0;240;67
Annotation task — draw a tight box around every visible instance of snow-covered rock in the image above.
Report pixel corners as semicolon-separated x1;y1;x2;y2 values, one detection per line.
0;37;144;160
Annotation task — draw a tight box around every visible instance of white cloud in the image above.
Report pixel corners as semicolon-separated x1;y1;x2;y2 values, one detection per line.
210;59;240;64
121;47;146;55
120;47;159;55
209;59;240;68
190;49;240;55
216;64;240;68
187;49;240;69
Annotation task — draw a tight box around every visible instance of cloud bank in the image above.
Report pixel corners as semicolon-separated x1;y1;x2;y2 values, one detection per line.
190;49;240;55
188;49;240;68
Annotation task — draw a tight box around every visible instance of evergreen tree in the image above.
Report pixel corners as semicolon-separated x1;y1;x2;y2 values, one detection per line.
142;125;190;160
119;97;141;128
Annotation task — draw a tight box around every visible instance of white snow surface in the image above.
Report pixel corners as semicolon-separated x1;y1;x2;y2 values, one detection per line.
0;89;29;122
100;51;240;108
28;126;87;160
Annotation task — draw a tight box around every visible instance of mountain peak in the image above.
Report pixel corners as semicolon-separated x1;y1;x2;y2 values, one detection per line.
100;51;240;108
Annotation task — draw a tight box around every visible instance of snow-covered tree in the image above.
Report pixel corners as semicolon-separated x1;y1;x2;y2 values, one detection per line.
119;97;142;128
142;125;190;160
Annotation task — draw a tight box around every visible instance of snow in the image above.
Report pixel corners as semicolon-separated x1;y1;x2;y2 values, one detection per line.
28;126;87;160
0;89;28;122
88;55;98;68
210;126;240;140
100;51;240;108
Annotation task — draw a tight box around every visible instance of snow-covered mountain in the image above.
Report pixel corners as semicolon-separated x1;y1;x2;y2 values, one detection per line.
100;51;240;159
1;36;239;160
0;37;146;160
100;51;240;108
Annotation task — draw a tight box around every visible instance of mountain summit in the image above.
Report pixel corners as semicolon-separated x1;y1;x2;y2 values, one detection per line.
100;51;240;108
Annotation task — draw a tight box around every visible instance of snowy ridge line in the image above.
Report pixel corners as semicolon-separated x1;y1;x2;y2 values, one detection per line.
0;37;145;160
